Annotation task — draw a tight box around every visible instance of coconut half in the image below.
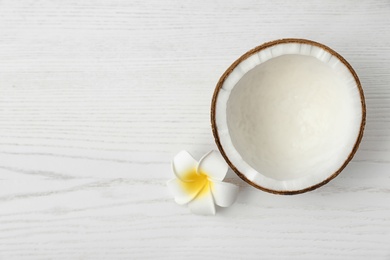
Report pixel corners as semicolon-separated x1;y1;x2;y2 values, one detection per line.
211;39;366;195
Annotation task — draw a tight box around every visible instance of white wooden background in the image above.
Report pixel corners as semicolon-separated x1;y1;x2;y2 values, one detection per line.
0;0;389;259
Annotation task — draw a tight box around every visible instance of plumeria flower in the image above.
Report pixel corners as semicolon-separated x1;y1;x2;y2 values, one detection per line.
167;150;239;215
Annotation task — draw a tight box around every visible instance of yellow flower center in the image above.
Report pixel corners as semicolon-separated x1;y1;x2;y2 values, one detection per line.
180;168;212;198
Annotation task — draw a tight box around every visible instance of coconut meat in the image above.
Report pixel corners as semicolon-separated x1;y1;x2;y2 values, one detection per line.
215;44;363;192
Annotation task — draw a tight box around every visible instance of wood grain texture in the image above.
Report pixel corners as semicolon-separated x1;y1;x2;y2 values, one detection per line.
0;0;389;259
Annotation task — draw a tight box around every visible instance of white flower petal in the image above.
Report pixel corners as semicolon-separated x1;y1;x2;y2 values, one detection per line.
172;150;199;182
211;181;239;207
167;178;206;205
188;183;216;215
197;150;228;181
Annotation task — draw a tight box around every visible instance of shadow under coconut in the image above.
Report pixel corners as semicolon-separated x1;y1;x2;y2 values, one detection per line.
346;46;390;159
352;93;390;163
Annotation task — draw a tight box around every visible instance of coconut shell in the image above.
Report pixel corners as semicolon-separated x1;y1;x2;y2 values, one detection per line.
210;38;366;195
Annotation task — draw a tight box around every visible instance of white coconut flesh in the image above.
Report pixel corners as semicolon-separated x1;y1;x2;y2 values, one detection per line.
214;43;363;192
